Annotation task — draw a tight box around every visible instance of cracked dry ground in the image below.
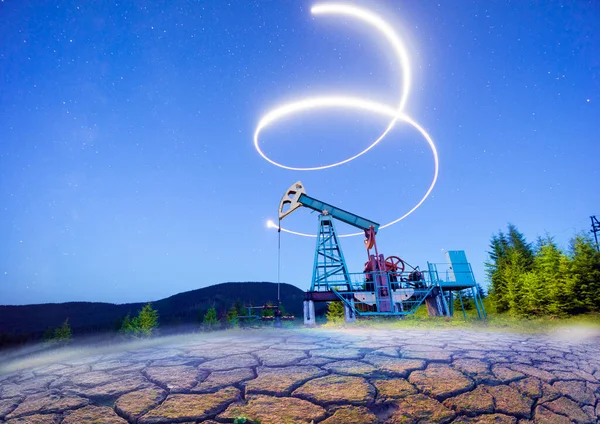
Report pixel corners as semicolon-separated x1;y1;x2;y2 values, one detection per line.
1;329;599;424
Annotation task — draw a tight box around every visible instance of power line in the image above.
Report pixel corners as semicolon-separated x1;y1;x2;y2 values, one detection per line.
590;216;599;251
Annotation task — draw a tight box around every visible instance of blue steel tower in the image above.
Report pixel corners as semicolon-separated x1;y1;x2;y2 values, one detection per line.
311;214;352;292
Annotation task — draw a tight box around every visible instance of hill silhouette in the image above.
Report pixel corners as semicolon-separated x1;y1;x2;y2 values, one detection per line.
0;282;321;348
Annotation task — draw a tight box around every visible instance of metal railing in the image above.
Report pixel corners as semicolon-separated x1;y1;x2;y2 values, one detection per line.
326;271;434;316
313;262;478;291
315;262;483;317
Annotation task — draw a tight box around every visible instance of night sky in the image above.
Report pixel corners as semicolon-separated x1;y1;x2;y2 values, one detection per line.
1;1;598;306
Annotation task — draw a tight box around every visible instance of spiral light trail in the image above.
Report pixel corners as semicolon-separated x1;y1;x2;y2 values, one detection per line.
255;3;438;237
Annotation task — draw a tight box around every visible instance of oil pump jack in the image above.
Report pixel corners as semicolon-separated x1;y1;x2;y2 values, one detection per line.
278;181;486;325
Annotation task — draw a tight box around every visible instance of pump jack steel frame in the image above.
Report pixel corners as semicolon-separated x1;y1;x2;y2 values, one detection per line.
278;181;486;323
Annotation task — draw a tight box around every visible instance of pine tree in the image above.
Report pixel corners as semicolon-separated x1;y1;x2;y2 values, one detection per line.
534;237;572;317
487;224;535;314
486;232;510;312
519;271;545;316
120;314;135;335
227;304;239;325
507;224;535;269
326;301;345;324
203;307;218;329
503;249;527;316
120;304;159;338
559;254;580;315
137;303;159;337
569;234;600;312
54;318;72;342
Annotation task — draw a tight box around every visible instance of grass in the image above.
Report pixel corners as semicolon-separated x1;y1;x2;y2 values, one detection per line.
320;298;600;334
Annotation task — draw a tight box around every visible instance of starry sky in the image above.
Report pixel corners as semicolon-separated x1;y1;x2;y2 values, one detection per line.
1;1;598;306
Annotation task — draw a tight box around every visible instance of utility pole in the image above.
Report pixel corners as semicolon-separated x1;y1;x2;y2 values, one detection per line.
591;216;600;252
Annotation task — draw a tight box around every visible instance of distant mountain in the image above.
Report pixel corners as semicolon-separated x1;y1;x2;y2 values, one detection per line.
0;282;323;347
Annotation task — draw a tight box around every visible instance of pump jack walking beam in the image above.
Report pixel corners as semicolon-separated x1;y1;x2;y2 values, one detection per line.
279;181;380;232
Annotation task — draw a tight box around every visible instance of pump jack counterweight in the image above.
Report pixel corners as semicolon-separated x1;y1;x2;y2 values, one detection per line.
278;181;487;325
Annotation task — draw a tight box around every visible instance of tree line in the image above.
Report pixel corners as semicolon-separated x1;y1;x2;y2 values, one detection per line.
117;299;288;337
34;299;287;346
486;224;600;317
198;300;289;330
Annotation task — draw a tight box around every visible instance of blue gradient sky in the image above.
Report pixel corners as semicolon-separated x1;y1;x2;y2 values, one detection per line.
1;1;598;305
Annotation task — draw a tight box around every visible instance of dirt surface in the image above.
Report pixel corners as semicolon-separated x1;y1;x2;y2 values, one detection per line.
0;327;599;423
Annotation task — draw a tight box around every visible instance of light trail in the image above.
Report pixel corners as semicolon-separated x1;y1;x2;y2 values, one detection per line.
311;4;412;113
256;3;438;237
